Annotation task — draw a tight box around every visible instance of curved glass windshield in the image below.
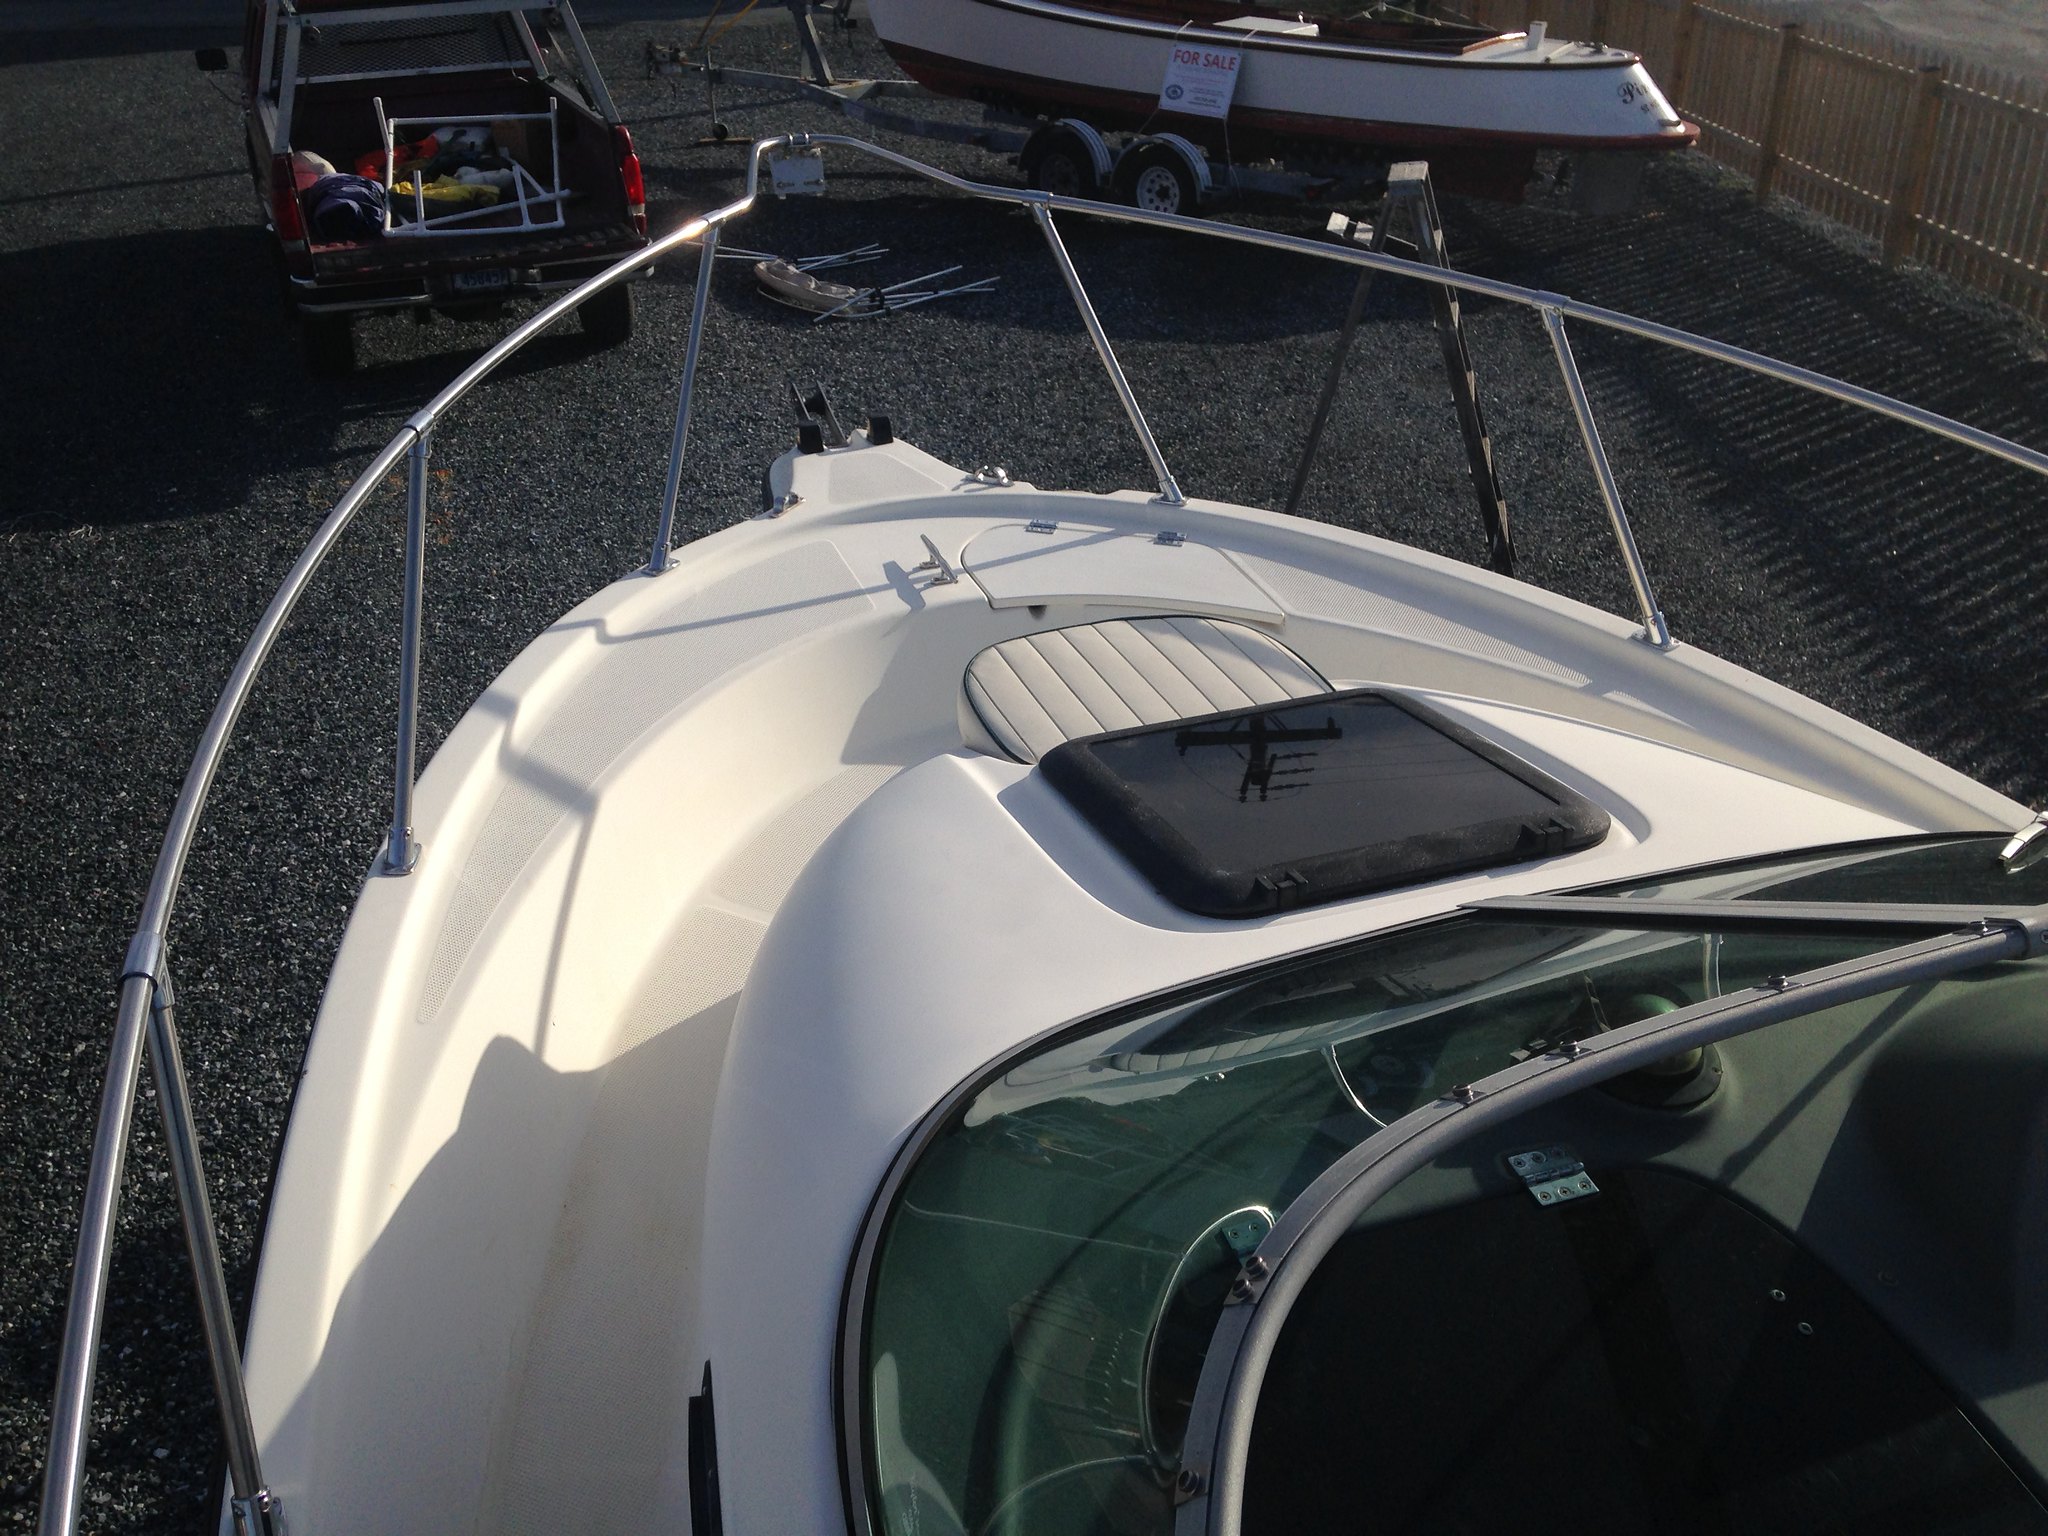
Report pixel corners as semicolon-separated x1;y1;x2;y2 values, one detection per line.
856;836;2040;1536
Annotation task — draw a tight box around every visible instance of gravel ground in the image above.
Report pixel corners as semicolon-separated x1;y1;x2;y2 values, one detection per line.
3;10;2046;1533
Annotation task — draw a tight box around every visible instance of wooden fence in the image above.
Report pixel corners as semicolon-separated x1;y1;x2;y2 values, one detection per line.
1462;0;2048;324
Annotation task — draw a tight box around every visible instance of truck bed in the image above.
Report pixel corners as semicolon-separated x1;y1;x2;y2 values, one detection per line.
291;70;633;270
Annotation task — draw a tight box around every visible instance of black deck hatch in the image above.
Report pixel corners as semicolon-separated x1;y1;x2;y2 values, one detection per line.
1040;688;1610;918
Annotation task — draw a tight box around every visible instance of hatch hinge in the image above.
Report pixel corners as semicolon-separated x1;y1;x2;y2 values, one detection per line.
1508;1146;1598;1207
1255;869;1310;910
1515;817;1573;857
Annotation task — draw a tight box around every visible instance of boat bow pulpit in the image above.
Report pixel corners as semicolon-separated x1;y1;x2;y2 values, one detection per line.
36;136;2048;1536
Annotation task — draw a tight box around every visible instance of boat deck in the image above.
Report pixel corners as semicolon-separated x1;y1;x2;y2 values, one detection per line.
235;436;2013;1531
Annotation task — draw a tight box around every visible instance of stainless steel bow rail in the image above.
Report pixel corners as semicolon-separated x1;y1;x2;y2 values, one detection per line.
40;133;2048;1536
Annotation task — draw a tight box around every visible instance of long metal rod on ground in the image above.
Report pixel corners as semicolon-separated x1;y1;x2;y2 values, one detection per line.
1542;305;1672;649
145;973;281;1535
651;228;723;574
1030;204;1185;507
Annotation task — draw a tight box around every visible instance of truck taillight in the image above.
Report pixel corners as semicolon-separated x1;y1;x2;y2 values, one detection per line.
614;126;647;237
270;154;307;247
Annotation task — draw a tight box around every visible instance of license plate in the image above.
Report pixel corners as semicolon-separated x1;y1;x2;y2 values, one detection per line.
450;268;512;294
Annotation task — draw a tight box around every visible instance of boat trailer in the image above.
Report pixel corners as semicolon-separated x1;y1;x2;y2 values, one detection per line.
643;0;1386;209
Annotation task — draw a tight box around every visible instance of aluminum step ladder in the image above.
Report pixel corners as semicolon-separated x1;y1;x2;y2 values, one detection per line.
1284;161;1515;577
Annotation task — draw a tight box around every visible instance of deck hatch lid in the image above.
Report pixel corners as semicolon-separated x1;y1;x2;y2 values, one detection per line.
1039;687;1610;917
961;521;1283;624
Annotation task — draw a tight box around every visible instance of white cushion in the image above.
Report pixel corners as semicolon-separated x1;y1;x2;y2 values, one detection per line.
965;616;1329;763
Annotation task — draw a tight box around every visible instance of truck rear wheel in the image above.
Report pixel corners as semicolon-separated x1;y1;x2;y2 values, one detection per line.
303;313;356;377
579;283;635;347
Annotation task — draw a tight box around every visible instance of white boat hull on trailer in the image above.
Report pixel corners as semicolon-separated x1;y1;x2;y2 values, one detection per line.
864;0;1696;198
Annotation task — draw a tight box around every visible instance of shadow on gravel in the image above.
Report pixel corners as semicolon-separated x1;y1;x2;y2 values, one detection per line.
653;181;1385;346
0;166;245;213
0;27;240;69
1446;160;2048;801
0;225;632;535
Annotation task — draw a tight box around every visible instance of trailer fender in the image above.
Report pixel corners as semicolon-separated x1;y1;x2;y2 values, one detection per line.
1021;118;1114;196
1149;132;1213;199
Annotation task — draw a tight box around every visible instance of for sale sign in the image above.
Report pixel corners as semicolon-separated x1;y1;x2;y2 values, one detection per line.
1158;43;1241;118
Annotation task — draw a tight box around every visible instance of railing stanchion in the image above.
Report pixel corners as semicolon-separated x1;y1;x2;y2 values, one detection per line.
650;227;722;574
1030;204;1185;507
1541;306;1673;650
144;970;284;1536
384;429;430;874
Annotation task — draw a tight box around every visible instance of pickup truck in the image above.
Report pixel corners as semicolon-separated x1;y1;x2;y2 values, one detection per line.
215;0;651;373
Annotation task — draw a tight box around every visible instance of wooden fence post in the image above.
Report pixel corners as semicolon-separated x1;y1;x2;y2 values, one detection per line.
1881;63;1946;268
1666;0;1700;110
1588;0;1610;45
1754;21;1803;202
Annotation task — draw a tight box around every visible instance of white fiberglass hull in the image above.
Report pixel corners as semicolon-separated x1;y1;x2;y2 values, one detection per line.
234;435;2014;1535
867;0;1694;193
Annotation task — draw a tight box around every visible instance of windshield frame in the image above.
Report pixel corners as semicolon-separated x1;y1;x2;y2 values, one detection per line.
1169;900;2048;1535
834;832;2048;1536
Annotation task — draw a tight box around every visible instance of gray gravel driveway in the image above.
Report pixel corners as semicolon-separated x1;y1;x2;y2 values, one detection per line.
2;10;2045;1532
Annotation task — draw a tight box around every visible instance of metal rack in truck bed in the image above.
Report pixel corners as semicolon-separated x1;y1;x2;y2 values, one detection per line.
215;0;651;373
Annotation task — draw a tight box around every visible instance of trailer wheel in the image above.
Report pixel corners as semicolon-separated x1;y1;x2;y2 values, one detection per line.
1115;142;1199;215
580;283;636;347
302;313;356;377
1021;122;1106;198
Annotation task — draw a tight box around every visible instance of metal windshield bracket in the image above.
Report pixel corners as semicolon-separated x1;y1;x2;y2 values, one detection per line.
1466;893;2046;936
2000;811;2048;873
